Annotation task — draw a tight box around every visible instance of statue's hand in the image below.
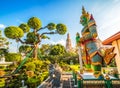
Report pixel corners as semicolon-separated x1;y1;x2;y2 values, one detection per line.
76;37;84;46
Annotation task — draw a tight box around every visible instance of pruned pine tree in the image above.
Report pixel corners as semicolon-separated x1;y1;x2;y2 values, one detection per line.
4;17;67;59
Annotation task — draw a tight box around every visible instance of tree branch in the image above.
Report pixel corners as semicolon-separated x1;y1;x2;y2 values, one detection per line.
18;38;35;45
41;31;57;36
37;26;48;32
17;38;26;44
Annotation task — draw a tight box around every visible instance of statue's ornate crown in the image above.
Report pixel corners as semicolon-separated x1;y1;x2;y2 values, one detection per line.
81;6;90;19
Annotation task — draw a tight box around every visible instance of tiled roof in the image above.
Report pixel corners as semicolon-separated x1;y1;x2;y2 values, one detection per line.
102;31;120;45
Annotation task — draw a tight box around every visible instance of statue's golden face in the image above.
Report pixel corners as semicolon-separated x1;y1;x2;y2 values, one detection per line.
80;16;88;26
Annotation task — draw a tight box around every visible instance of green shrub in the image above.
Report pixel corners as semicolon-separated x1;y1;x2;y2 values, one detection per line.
41;72;49;81
0;66;5;70
33;60;43;68
27;77;39;88
5;53;22;62
0;78;5;87
25;62;36;71
27;77;39;84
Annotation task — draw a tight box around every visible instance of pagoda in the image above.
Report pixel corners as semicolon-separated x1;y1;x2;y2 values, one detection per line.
66;33;72;52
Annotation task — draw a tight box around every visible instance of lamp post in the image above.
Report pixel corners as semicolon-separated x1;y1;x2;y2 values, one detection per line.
21;80;24;87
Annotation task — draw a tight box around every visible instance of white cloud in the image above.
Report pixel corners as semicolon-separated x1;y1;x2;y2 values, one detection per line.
8;40;19;53
0;24;6;29
9;45;18;53
91;2;120;41
46;39;66;47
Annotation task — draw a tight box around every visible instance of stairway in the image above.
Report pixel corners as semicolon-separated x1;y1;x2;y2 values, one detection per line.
61;72;73;88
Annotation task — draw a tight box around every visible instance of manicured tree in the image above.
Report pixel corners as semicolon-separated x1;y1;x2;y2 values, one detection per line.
48;44;66;62
4;17;67;59
0;30;9;59
49;44;66;56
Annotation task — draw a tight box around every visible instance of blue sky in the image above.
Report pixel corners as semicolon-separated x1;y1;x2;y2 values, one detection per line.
0;0;120;52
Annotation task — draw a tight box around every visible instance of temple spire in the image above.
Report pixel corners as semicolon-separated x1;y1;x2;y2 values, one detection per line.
66;33;72;52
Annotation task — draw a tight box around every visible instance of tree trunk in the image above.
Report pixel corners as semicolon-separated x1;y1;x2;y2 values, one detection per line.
33;43;39;59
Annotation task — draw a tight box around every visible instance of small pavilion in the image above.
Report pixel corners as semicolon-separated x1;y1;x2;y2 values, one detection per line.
103;31;120;76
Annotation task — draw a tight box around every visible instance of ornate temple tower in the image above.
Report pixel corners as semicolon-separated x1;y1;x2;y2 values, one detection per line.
66;33;72;52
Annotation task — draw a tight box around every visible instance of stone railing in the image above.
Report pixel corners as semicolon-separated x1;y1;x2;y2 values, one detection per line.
72;71;120;88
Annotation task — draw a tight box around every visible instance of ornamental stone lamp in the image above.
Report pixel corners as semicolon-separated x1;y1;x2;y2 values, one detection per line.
105;74;110;80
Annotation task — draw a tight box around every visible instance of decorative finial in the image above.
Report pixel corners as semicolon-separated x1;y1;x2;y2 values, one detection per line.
76;32;80;36
81;6;90;20
67;33;70;39
105;74;110;80
82;6;86;14
90;14;94;21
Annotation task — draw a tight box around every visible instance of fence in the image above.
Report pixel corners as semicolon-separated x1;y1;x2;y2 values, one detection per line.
72;72;120;88
76;79;120;88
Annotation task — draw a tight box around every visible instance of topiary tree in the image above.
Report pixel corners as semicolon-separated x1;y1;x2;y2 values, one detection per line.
4;17;67;59
0;30;9;60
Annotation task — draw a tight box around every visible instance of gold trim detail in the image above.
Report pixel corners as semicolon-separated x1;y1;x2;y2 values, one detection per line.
92;62;101;65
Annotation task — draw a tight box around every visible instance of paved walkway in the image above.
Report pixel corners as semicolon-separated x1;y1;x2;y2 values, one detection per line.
61;72;74;88
37;72;74;88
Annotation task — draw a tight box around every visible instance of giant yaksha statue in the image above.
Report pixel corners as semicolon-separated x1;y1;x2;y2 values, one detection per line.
76;7;116;78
